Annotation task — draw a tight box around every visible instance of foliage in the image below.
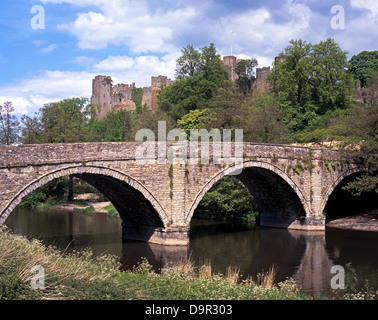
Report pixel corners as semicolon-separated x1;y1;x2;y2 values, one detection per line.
359;70;378;105
268;38;354;133
194;176;258;223
18;178;67;209
235;58;258;95
0;101;19;145
131;88;144;114
129;109;177;141
158;43;229;120
20;98;90;144
86;109;133;142
238;92;291;144
349;50;378;88
335;104;378;195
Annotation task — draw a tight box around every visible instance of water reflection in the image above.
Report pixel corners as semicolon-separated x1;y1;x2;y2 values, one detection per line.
4;208;378;298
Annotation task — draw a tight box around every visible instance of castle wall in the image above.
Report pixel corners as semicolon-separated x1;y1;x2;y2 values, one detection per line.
91;75;172;119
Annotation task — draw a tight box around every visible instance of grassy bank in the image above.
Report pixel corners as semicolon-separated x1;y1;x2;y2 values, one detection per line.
0;227;314;301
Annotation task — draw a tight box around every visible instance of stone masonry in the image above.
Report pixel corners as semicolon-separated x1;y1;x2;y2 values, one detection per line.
0;142;368;246
91;75;173;120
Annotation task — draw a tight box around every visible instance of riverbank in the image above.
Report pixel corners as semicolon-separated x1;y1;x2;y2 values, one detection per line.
326;210;378;232
0;227;315;300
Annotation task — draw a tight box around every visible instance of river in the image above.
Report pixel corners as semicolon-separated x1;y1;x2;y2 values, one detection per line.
5;207;378;299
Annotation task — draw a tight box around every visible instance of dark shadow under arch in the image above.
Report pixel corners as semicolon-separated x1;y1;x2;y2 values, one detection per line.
324;172;378;222
235;167;307;228
74;173;164;228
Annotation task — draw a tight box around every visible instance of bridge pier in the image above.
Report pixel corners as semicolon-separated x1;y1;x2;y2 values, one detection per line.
122;222;189;246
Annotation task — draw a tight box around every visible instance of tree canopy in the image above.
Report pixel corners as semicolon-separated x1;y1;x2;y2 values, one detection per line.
268;38;354;133
350;50;378;88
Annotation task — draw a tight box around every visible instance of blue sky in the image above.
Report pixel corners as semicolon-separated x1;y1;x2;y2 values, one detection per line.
0;0;377;115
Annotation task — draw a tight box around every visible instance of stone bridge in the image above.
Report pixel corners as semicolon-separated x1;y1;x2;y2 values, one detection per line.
0;142;368;245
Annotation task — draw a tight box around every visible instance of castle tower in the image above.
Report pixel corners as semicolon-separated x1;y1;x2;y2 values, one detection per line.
253;66;271;92
151;75;173;111
91;76;113;120
223;56;239;82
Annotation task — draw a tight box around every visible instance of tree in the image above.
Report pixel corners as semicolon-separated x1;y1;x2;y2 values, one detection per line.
194;176;258;222
268;38;354;133
239;93;291;144
310;38;354;114
360;70;378;105
86;109;133;142
0;101;20;145
235;58;258;95
158;43;229;121
39;98;90;143
337;104;378;196
19;114;43;144
175;44;202;78
129;109;177;141
350;50;378;88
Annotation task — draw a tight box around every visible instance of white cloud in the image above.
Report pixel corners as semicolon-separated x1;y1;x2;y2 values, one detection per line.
350;0;378;18
53;0;198;53
0;71;95;115
211;0;315;62
93;56;134;71
39;44;58;54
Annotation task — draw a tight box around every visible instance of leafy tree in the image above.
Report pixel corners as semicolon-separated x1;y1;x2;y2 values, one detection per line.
194;176;258;222
239;92;291;144
177;109;216;138
19;114;43;144
360;70;378;105
268;38;354;133
86;109;133;142
0;101;20;145
310;38;354;114
337;104;377;195
158;43;229;120
235;58;258;95
129;109;177;141
34;98;91;143
175;44;202;78
350;50;378;88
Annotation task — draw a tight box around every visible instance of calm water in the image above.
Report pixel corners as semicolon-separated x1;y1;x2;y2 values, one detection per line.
5;207;378;298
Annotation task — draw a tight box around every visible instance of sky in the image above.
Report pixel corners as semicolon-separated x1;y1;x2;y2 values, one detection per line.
0;0;377;116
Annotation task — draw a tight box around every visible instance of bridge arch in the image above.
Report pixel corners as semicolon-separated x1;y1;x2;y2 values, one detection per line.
0;165;169;229
186;160;310;228
321;166;373;219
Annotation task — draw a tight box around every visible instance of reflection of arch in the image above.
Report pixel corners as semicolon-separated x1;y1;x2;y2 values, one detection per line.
186;160;310;225
320;166;370;215
0;165;168;227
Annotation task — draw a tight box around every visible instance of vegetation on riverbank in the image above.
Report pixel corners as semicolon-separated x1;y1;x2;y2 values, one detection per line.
0;227;311;300
1;227;376;301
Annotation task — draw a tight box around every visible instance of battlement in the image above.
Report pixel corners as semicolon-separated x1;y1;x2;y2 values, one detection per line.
91;75;172;119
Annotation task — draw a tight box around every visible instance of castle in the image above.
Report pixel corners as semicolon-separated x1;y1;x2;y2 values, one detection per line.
91;55;277;119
